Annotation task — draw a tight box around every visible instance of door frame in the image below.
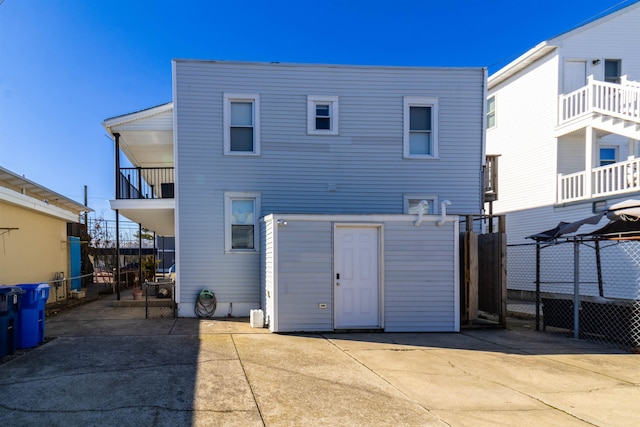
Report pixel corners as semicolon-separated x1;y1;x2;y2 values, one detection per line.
333;223;384;329
563;58;587;94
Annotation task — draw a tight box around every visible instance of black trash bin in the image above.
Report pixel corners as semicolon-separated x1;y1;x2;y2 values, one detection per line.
0;286;24;358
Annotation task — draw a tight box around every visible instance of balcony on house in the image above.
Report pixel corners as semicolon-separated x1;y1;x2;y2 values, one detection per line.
556;76;640;204
117;167;175;200
484;154;499;203
103;103;175;237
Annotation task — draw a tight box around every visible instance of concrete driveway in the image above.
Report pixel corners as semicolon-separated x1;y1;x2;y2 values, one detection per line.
1;294;638;426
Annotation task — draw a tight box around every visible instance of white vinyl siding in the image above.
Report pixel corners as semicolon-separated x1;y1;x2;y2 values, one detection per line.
403;96;439;158
307;95;339;135
224;93;261;155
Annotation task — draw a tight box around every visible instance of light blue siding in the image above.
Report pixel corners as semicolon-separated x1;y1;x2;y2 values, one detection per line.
174;61;483;316
264;215;459;332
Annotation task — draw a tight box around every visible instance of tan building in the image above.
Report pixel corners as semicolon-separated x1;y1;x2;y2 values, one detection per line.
0;166;89;304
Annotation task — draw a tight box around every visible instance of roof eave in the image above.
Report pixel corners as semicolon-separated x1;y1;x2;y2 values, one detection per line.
102;102;173;134
488;42;558;89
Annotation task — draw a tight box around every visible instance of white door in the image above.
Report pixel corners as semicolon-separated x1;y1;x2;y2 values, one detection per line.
564;60;587;94
334;226;380;328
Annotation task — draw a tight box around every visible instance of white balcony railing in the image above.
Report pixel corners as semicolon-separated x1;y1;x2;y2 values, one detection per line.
558;157;640;203
559;75;640;125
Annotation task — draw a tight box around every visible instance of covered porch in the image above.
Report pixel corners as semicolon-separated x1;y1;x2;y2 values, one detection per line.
556;76;640;204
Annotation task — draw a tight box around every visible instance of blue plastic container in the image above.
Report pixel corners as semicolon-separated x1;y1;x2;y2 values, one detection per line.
0;286;24;358
16;283;50;349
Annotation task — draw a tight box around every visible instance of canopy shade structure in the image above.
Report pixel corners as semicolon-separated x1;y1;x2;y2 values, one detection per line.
528;200;640;242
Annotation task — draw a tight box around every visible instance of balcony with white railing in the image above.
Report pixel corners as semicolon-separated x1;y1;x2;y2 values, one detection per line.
558;157;640;204
559;75;640;127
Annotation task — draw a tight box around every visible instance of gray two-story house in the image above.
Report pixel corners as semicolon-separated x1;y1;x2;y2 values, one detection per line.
104;60;486;332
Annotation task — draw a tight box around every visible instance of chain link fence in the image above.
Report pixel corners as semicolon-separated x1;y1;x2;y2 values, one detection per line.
507;239;640;350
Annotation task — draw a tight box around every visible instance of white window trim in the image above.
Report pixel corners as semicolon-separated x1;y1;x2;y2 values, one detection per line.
403;96;439;159
223;93;261;156
487;95;496;130
307;95;339;135
403;194;438;214
224;191;261;253
599;146;618;166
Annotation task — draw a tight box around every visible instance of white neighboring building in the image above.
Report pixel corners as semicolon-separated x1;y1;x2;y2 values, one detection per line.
487;2;640;242
486;2;640;297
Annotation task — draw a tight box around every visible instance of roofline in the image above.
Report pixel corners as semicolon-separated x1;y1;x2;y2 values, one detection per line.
172;58;487;73
547;0;640;44
102;102;173;132
488;0;640;89
0;165;90;214
488;42;558;89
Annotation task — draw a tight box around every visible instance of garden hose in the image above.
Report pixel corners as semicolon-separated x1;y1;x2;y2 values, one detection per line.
195;288;217;318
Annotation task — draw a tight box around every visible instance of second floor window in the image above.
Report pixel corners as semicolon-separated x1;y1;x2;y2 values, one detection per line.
307;95;339;135
487;96;496;129
604;59;621;84
600;147;617;166
403;96;439;159
224;93;260;155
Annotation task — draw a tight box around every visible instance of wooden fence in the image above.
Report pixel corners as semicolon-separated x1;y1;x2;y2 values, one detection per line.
460;215;507;327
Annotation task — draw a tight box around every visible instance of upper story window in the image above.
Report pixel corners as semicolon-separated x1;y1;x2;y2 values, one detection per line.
224;192;261;252
307;95;339;135
403;97;439;159
487;96;496;129
604;59;621;84
224;93;260;155
599;147;617;166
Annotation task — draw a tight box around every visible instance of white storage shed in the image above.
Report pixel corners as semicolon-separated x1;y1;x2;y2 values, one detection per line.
261;213;460;333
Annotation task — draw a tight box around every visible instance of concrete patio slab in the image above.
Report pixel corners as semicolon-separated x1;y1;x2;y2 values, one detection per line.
1;294;637;426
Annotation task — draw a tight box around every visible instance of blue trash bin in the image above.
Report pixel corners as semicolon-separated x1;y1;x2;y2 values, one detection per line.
16;283;49;349
0;286;24;358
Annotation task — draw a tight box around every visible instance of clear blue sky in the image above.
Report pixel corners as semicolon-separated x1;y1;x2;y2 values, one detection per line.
0;0;636;218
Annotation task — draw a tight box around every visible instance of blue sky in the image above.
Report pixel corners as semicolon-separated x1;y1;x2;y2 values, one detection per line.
0;0;636;218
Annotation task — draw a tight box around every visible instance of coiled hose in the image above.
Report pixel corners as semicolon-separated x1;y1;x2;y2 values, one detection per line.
195;288;217;318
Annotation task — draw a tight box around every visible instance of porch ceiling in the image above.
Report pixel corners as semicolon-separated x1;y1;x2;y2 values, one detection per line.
103;103;174;167
110;199;175;237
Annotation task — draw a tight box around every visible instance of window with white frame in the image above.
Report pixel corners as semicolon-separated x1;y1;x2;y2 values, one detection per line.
404;195;437;215
224;192;261;252
599;147;617;166
487;95;496;129
403;97;438;158
604;59;621;84
224;93;260;155
307;95;339;135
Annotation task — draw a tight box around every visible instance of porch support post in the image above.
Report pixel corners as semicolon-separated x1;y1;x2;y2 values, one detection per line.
584;126;594;198
114;133;121;199
116;209;121;301
573;238;580;340
629;138;638;159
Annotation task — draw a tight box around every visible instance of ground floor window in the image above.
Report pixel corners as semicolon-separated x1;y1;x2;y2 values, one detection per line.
224;192;261;252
